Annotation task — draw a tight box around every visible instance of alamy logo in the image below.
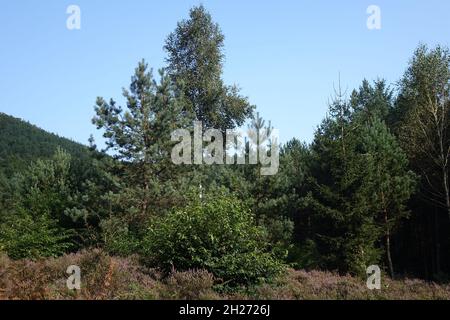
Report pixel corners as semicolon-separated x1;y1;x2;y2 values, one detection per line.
366;265;381;290
171;121;280;176
66;265;81;290
367;5;381;30
66;5;81;30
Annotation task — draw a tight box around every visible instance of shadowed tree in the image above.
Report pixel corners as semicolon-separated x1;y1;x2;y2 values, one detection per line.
396;45;450;225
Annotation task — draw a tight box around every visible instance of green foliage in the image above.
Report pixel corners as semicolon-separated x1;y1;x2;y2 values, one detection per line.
165;5;253;131
18;148;72;219
0;148;75;259
358;118;417;226
396;44;450;216
0;113;112;251
99;216;141;256
382;45;450;279
0;112;89;177
141;191;284;287
0;7;448;283
350;79;393;123
301;88;365;273
300;81;416;276
223;115;300;259
0;208;72;260
357;118;417;276
92;61;191;228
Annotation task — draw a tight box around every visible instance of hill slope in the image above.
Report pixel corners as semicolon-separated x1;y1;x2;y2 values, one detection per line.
0;112;89;176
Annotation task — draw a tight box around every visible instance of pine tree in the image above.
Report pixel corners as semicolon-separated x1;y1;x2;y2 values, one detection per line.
92;61;190;222
350;79;393;124
357;118;417;277
302;80;416;276
302;88;371;274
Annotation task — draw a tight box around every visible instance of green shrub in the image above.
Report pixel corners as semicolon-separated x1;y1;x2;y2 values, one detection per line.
0;148;75;259
100;216;141;256
0;208;72;260
141;192;284;287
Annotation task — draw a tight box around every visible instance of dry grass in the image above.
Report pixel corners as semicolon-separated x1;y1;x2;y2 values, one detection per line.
1;250;449;300
250;269;450;300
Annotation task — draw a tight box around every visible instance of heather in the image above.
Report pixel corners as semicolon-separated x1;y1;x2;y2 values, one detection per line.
1;250;449;300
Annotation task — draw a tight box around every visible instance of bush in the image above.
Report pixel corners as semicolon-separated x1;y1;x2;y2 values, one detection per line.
0;148;75;259
141;192;284;287
100;216;141;257
0;208;72;260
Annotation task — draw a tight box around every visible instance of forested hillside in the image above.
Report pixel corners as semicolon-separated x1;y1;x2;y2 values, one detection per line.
0;112;90;176
1;5;449;299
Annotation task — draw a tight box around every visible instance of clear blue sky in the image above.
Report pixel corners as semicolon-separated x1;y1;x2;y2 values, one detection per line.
1;0;449;145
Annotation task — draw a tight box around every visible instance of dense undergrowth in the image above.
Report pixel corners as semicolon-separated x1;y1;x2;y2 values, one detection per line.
1;249;449;300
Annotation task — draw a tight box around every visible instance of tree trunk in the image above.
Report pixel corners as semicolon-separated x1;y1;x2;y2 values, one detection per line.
386;226;395;279
434;209;441;275
443;166;450;220
381;190;395;278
